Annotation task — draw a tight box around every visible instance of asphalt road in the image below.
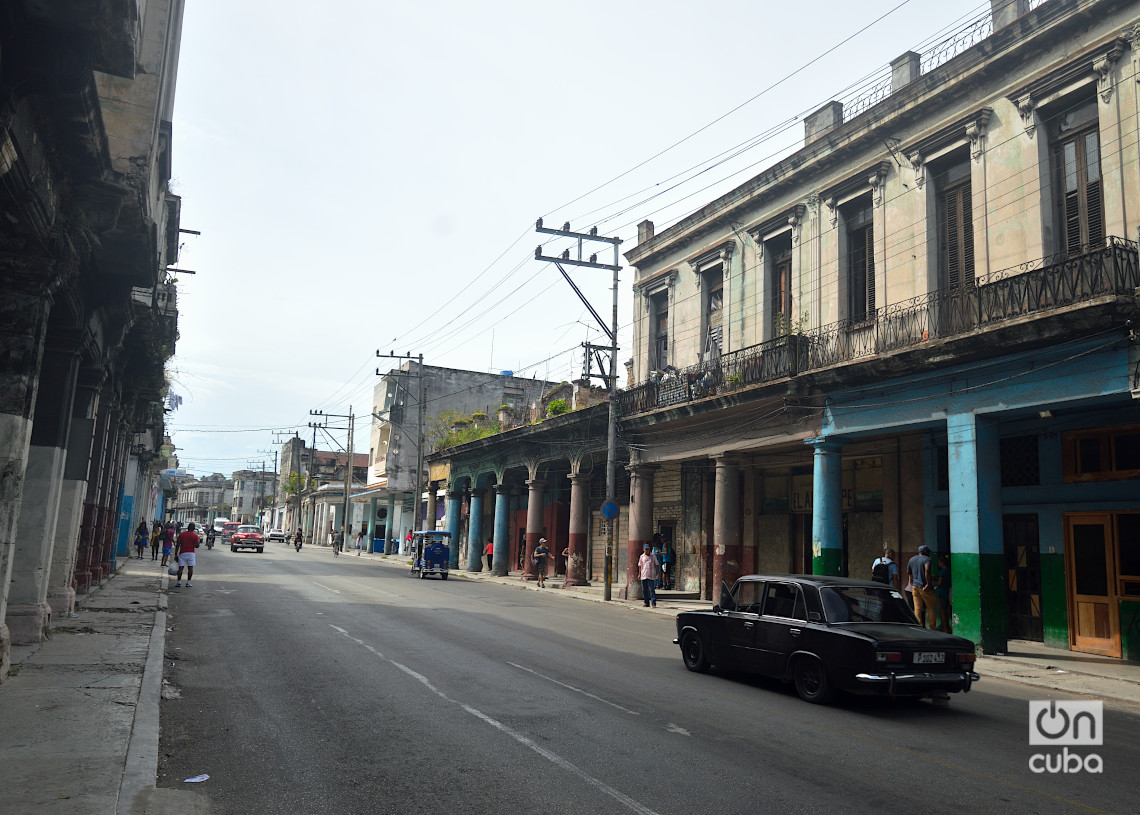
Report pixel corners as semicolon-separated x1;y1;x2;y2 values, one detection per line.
158;544;1139;815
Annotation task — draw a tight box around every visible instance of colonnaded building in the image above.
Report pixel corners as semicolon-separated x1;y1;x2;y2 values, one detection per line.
431;0;1140;661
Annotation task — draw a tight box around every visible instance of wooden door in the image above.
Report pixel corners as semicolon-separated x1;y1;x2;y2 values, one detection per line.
1064;513;1121;657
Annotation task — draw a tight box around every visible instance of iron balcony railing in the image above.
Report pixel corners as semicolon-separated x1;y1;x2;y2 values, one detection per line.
619;237;1138;416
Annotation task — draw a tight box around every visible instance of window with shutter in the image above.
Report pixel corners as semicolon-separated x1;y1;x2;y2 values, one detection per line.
765;231;793;334
844;198;875;323
939;177;974;290
1053;122;1103;257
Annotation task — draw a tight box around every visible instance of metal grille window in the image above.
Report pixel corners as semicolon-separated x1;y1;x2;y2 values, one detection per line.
844;198;875;323
1000;435;1040;487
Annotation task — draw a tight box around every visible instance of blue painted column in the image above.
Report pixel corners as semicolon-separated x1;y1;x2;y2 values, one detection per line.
947;411;1006;654
466;488;484;571
446;490;462;568
384;493;396;553
808;438;845;576
492;485;510;576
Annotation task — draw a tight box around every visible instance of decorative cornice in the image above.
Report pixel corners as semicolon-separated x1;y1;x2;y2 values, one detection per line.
821;160;892;211
904;107;993;166
688;239;736;274
1006;37;1129;127
1094;39;1127;103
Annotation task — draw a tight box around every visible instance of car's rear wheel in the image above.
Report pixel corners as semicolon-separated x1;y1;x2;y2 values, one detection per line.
680;630;710;673
793;656;835;704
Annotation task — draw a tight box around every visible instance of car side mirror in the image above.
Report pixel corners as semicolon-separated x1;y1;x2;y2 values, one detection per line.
712;605;722;614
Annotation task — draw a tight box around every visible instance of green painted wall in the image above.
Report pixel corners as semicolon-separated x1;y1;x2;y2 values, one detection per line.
813;546;842;576
951;552;1007;653
1120;601;1140;663
1040;552;1069;649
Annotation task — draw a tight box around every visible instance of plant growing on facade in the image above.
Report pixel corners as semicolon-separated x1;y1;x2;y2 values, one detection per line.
547;398;570;416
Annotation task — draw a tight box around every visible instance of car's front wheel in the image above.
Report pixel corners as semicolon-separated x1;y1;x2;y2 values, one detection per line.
230;545;236;552
792;656;835;704
680;630;710;673
257;547;264;553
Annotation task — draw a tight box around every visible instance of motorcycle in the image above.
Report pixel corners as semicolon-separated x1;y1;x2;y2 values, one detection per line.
294;535;303;552
205;532;215;550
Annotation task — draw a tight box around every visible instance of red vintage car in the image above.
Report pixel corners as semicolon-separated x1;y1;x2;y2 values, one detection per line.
230;525;265;553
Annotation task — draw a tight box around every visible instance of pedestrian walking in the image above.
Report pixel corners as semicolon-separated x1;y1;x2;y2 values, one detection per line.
638;543;660;608
871;548;900;590
906;545;935;628
533;537;550;587
354;530;364;555
134;522;148;559
160;524;174;567
934;554;952;633
175;522;200;587
484;537;494;571
149;521;161;560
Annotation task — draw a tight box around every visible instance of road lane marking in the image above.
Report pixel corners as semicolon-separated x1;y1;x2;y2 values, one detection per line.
329;625;660;815
665;723;690;736
312;582;341;594
507;662;638;715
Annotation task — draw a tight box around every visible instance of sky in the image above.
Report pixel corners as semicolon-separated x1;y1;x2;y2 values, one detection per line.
166;0;995;478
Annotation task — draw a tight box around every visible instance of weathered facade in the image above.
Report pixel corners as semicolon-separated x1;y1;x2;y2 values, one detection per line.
168;473;230;527
426;404;633;588
0;0;187;676
367;364;560;554
622;0;1140;658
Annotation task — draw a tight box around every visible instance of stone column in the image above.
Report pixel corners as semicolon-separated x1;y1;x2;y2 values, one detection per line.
523;479;545;582
809;438;845;576
626;465;655;600
491;485;510;576
445;489;462;568
466;487;484;571
564;473;590;587
48;382;99;617
424;483;437;532
711;457;741;594
948;412;1006;654
6;342;79;644
366;496;377;548
0;276;54;674
75;390;115;593
384;493;397;553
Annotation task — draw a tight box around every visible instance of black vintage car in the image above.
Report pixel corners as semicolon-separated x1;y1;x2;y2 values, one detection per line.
674;574;979;704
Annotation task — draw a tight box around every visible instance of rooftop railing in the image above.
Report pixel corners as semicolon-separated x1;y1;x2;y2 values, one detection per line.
620;237;1137;417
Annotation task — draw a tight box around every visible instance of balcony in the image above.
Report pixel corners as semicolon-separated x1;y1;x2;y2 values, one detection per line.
619;238;1139;416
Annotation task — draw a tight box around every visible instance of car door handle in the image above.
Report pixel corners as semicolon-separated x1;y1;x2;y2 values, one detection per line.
744;621;753;629
789;628;802;637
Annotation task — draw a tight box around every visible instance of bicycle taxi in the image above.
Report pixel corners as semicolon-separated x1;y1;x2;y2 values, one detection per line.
410;530;450;579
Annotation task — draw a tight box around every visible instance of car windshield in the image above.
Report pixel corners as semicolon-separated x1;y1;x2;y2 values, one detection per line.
819;586;917;624
238;526;259;534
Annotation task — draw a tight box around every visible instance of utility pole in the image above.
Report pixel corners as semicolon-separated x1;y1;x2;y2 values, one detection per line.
376;351;425;534
534;219;621;601
310;408;355;544
259;446;279;528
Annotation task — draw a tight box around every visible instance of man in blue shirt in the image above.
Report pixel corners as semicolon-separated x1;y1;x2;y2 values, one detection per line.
906;545;935;628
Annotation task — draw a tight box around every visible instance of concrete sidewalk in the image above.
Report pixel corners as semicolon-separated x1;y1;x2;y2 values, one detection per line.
0;555;206;815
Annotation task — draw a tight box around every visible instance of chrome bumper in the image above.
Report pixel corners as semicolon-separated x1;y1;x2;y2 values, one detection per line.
855;670;980;694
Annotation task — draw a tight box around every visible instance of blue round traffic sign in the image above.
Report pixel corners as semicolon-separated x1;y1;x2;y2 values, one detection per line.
601;500;618;519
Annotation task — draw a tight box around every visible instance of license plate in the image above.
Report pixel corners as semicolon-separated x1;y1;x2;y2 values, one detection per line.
914;651;945;664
